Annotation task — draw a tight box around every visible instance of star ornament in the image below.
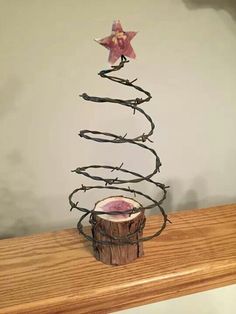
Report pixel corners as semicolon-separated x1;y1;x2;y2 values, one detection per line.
95;20;137;64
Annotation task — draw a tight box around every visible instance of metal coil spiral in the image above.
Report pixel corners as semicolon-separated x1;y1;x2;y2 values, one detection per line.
69;55;170;245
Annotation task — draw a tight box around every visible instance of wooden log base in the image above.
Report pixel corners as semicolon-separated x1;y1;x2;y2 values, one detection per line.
92;196;146;265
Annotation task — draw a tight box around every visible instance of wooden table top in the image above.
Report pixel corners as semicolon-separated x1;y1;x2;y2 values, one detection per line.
0;204;236;313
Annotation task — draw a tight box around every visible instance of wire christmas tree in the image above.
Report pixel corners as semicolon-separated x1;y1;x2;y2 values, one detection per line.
69;21;170;265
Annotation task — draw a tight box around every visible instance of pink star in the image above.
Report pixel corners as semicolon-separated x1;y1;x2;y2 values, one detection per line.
95;20;137;64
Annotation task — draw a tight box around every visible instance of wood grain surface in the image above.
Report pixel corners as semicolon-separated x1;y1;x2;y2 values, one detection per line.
0;204;236;314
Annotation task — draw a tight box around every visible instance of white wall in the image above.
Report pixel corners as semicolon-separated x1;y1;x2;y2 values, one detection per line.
115;284;236;314
1;0;236;238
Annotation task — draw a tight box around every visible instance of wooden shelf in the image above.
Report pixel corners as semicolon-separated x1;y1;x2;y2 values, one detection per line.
0;204;236;314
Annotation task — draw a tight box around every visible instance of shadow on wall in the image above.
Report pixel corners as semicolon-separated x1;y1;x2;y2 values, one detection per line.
149;177;204;215
154;176;236;215
0;150;68;239
0;187;71;239
0;186;43;239
183;0;236;21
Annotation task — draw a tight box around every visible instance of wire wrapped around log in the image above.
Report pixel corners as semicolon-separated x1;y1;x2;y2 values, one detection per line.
69;55;170;245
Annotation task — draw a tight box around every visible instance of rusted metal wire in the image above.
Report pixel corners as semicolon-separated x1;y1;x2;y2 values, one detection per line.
69;55;170;245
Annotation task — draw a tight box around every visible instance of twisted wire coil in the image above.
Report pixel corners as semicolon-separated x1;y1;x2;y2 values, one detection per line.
69;55;170;245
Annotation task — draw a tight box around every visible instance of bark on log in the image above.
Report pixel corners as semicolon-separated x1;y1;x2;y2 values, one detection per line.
91;196;146;266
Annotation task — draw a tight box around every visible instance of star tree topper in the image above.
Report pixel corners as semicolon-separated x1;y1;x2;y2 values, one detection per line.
96;20;137;64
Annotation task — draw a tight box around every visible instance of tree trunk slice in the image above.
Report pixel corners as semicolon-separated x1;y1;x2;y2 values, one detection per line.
91;196;146;266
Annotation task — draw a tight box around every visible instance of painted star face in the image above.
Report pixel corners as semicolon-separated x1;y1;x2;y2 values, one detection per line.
96;20;137;64
112;31;127;49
